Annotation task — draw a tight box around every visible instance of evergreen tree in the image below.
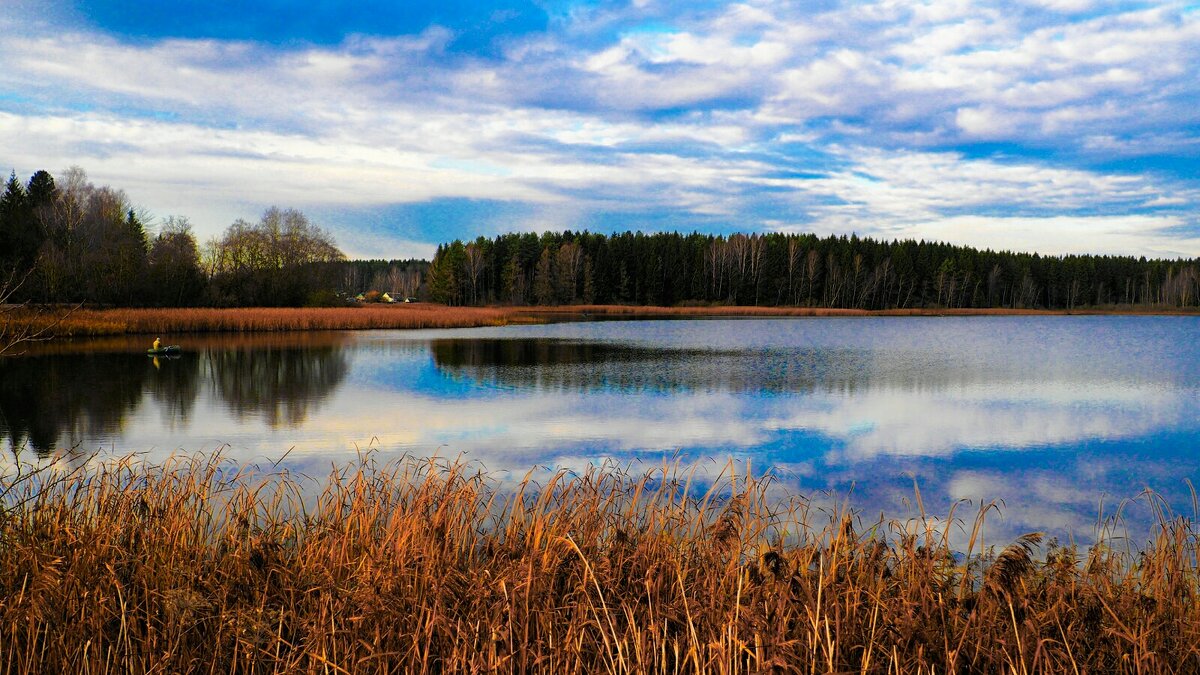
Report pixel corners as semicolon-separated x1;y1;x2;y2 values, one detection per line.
429;229;1200;310
533;248;554;305
26;170;56;206
0;172;34;269
427;243;464;305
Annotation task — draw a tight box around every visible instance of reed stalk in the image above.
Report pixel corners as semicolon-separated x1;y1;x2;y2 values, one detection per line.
1;453;1197;673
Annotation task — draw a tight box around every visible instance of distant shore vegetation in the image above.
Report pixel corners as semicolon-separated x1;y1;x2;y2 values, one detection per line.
428;231;1200;310
2;167;1198;316
0;167;425;311
5;305;1196;347
1;453;1197;673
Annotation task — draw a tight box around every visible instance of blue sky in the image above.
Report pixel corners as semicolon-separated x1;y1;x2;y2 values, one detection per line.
0;0;1197;258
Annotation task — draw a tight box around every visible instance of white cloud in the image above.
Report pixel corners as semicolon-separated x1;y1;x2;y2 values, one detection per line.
955;106;1019;137
754;146;1200;256
897;214;1196;258
0;2;1196;256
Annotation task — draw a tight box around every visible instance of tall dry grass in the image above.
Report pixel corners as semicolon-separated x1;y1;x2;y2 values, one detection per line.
6;303;1198;345
6;305;525;338
2;454;1197;674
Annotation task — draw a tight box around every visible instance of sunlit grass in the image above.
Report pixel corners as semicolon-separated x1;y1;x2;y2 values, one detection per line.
5;303;1197;345
2;453;1197;673
3;305;525;338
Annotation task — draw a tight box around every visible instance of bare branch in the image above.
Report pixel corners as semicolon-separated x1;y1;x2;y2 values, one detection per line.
0;267;80;357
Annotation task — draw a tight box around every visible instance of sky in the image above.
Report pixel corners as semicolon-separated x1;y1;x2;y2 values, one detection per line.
0;0;1198;259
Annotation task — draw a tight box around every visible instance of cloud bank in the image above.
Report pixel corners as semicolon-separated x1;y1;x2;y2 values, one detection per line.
0;0;1197;257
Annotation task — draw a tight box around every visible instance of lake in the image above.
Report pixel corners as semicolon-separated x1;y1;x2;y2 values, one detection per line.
3;316;1198;542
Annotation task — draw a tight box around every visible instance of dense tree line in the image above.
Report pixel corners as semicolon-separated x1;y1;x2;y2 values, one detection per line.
429;231;1200;309
0;167;157;305
0;168;352;307
5;167;1198;310
200;206;345;306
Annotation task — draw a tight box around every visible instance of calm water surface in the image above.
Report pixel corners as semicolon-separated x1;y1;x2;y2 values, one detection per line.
3;317;1198;540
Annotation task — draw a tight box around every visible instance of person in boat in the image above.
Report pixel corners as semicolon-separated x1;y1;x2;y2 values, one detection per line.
152;337;161;352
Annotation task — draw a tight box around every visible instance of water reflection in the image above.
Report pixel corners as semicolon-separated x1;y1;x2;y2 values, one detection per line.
0;333;350;457
427;334;1185;396
209;345;349;427
406;318;1199;542
425;333;1195;460
0;352;151;455
765;382;1186;459
431;338;882;394
147;355;201;428
2;317;1197;544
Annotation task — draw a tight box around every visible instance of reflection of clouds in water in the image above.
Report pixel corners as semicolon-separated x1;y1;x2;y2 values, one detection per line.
297;379;1191;464
944;470;1098;542
948;471;1092;510
416;331;1197;464
8;318;1198;545
173;374;1192;493
918;459;1196;549
279;390;766;457
279;379;1189;545
766;383;1192;459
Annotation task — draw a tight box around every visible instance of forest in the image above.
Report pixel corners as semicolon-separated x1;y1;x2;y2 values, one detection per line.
428;231;1200;309
3;167;1198;310
0;168;424;307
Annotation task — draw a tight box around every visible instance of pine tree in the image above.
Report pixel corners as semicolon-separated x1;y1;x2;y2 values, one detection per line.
0;171;40;269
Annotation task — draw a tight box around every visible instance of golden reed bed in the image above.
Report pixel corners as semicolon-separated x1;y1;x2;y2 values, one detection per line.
1;454;1196;674
6;303;1197;342
3;304;522;338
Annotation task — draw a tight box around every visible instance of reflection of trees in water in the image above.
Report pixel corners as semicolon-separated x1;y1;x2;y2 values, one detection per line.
207;346;349;427
147;356;203;429
430;339;867;394
0;354;166;457
1;343;349;457
429;338;1128;395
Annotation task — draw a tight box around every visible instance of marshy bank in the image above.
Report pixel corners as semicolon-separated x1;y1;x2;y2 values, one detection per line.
0;305;525;341
2;454;1197;674
4;303;1198;346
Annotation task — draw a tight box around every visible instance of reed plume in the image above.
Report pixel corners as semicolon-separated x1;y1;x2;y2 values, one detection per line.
1;453;1197;673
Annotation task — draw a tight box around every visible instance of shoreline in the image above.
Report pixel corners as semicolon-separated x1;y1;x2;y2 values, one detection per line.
3;302;1198;341
522;303;1200;318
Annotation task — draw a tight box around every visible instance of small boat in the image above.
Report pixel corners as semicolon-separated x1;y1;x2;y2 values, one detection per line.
146;345;182;356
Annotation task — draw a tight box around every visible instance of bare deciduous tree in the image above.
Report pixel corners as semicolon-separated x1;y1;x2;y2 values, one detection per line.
554;242;583;304
464;242;486;305
0;268;76;356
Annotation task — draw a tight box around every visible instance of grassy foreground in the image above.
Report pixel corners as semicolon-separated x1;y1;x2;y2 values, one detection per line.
2;455;1197;674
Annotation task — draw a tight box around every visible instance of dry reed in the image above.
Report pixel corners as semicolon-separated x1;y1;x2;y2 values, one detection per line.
5;303;1197;344
4;305;524;338
2;454;1197;674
